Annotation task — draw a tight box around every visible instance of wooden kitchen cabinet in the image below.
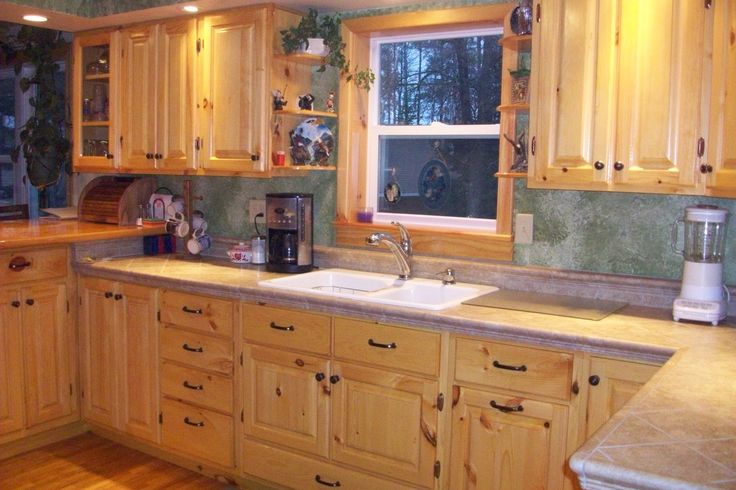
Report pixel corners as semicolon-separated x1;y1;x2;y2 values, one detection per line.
0;247;75;444
196;8;267;174
585;356;660;438
119;19;195;172
72;31;120;172
529;0;709;194
79;277;159;443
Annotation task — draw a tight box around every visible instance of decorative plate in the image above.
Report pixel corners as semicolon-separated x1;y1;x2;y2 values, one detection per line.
289;118;334;166
417;159;451;209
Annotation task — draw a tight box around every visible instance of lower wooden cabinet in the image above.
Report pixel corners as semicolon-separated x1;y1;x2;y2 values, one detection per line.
79;277;159;443
585;357;660;438
450;386;568;490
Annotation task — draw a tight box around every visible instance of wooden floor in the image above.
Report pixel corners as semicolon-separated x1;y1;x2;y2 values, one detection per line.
0;432;232;489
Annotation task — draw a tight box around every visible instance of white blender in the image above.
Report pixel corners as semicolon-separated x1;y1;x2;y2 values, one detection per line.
671;205;730;326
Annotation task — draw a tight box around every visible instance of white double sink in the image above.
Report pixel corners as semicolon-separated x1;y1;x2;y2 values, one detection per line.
258;268;497;311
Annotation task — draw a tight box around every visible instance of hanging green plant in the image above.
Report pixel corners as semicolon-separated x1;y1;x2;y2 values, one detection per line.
0;25;70;189
281;9;375;91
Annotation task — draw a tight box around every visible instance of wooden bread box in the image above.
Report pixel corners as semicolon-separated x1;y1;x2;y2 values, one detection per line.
78;176;157;225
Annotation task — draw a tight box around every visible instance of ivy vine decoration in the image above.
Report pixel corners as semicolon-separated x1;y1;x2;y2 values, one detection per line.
281;9;375;91
0;25;70;189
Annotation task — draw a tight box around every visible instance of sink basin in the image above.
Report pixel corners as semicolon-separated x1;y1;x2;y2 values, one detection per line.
258;268;497;310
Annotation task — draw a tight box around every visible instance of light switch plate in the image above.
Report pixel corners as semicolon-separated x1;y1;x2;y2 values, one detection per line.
515;213;533;244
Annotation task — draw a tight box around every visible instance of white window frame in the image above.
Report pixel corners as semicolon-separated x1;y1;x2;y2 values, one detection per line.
366;26;503;232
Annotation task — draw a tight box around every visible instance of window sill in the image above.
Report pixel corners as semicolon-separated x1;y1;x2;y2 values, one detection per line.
333;221;513;261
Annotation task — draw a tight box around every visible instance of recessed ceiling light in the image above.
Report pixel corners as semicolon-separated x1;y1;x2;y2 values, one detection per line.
23;14;48;22
182;5;199;13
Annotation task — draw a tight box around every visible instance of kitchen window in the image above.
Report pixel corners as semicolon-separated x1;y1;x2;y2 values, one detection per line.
367;29;502;231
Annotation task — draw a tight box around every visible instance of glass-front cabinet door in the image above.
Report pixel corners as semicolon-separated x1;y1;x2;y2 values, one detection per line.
72;31;118;171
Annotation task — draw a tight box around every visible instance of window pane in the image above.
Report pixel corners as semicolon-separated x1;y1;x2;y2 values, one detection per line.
377;136;498;219
379;34;502;125
0;76;15;204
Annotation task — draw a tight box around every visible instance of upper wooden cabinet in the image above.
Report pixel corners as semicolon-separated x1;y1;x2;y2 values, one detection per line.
119;19;195;172
72;31;119;172
196;8;267;174
528;0;713;195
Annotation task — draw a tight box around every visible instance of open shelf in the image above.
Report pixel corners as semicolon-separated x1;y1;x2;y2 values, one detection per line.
84;74;110;81
274;108;337;119
271;165;336;176
495;171;527;179
497;103;530;112
273;53;326;66
498;34;532;50
81;121;111;127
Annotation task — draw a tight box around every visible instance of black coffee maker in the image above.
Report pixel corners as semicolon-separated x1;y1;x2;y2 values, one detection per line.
266;193;313;273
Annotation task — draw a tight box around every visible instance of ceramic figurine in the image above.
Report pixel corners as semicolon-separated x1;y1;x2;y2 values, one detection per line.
504;131;528;172
326;91;335;112
298;93;315;111
272;89;287;110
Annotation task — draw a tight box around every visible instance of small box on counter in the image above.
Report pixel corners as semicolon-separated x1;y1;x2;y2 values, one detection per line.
144;235;176;255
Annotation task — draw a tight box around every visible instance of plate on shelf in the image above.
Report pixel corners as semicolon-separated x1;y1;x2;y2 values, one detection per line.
417;159;451;209
289;117;334;166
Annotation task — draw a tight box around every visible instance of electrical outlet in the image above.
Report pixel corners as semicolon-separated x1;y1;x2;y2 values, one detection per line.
515;213;534;244
249;199;266;222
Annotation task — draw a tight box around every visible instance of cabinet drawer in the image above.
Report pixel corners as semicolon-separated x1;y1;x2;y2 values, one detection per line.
454;337;573;401
160;325;233;375
243;304;331;355
0;247;67;284
161;398;233;467
334;318;441;377
242;438;416;490
160;290;233;338
161;361;233;414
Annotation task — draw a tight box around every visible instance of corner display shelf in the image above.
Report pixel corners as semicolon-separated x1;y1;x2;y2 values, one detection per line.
274;109;337;119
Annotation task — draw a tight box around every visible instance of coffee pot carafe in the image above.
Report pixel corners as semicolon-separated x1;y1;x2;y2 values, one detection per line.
671;205;729;325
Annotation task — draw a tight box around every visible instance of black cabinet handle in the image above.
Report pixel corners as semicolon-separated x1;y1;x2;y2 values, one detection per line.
8;258;31;271
25;299;34;306
114;294;123;301
182;343;203;353
183;380;204;391
104;292;113;298
315;372;325;382
146;153;154;159
155;153;162;160
490;400;524;413
368;338;397;349
613;161;624;171
182;306;202;315
329;375;340;384
492;360;527;372
106;153;114;159
589;375;600;386
11;300;20;308
270;321;294;332
315;475;341;487
183;417;204;427
594;161;605;170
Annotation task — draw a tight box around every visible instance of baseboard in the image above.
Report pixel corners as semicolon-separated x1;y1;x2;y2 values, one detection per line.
0;421;88;460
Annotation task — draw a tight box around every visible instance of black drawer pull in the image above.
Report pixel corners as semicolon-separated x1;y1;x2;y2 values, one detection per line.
104;292;113;298
25;299;34;306
182;306;202;314
368;338;397;349
8;258;31;271
315;475;341;487
114;294;123;301
183;380;204;390
492;360;527;372
270;321;294;332
490;400;524;413
182;343;203;353
183;417;204;427
11;300;20;308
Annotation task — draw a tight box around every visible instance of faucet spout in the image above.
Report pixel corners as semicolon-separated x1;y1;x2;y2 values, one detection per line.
366;231;412;280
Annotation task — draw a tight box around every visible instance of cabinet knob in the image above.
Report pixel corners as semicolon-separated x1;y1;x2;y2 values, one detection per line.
251;154;260;161
105;153;114;159
104;291;113;298
155;153;162;160
700;164;713;174
329;375;341;384
25;298;34;306
11;300;20;308
589;375;600;386
315;372;326;382
613;161;624;171
594;161;605;170
146;153;154;160
114;293;123;301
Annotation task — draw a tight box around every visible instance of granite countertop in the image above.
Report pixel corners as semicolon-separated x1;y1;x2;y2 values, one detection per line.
75;255;736;489
0;219;164;249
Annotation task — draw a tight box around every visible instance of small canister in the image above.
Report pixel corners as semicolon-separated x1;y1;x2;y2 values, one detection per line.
251;235;266;264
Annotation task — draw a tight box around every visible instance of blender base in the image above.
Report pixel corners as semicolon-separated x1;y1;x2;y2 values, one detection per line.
672;297;727;326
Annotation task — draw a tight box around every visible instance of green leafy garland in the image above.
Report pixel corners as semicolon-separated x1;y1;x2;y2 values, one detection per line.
0;25;70;189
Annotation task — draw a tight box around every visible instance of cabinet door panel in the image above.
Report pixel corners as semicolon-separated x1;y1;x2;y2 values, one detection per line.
22;283;72;427
117;282;159;442
198;9;266;172
613;0;705;191
120;25;157;170
0;289;25;435
80;277;117;427
157;19;195;171
708;0;736;193
244;344;329;456
450;386;567;490
331;362;438;487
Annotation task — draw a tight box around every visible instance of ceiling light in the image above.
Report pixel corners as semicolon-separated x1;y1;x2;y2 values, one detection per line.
23;14;48;22
182;6;199;13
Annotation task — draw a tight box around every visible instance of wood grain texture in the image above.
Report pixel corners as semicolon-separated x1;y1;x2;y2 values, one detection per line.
160;290;234;338
0;432;228;489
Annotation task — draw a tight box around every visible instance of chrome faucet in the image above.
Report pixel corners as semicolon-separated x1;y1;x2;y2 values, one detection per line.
366;221;412;280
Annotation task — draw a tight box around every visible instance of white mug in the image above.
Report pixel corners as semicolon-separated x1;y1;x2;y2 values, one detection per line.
166;198;185;220
187;233;212;254
192;216;208;233
165;218;189;238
